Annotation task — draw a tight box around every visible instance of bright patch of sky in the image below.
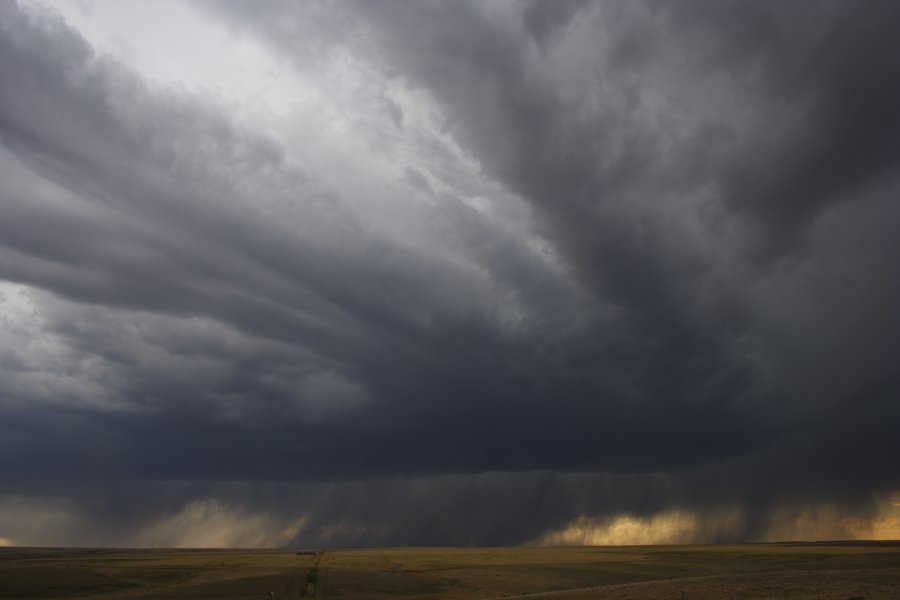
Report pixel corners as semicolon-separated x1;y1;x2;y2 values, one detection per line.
29;0;538;258
27;0;309;121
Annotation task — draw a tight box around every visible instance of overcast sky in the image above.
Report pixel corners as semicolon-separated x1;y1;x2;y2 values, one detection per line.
1;0;900;548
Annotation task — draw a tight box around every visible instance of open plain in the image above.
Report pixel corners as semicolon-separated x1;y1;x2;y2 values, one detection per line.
1;542;898;599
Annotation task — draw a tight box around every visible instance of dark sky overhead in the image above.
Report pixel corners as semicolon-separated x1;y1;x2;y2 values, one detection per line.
1;0;900;547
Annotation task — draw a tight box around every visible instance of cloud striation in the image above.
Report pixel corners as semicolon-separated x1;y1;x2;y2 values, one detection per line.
1;0;899;546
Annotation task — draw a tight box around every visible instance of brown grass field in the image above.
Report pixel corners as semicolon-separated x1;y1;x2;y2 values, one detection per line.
1;542;898;599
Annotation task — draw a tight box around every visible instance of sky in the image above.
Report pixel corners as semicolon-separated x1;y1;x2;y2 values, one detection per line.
1;0;899;548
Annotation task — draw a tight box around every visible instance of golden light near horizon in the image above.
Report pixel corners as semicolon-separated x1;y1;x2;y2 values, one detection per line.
871;491;900;539
136;500;310;549
536;492;900;546
535;511;727;546
3;491;897;550
759;495;900;542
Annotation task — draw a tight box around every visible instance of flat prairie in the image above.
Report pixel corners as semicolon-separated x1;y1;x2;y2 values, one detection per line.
1;542;898;599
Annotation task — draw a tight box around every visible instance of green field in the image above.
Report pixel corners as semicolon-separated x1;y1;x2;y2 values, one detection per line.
1;542;898;599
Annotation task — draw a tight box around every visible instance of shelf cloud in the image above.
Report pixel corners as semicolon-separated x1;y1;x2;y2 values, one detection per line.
1;0;899;546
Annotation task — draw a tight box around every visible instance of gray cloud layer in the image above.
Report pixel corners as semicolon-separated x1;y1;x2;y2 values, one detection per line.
1;0;899;545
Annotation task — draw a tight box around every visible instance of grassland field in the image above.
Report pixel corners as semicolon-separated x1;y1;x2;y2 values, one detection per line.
1;542;898;599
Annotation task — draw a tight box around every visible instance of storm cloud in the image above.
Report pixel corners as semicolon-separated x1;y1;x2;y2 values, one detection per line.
1;0;899;547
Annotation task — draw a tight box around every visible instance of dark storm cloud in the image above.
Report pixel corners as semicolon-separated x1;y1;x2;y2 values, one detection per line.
1;0;900;545
667;0;900;256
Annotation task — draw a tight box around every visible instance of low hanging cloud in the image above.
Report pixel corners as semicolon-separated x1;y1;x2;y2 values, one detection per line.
1;0;899;546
